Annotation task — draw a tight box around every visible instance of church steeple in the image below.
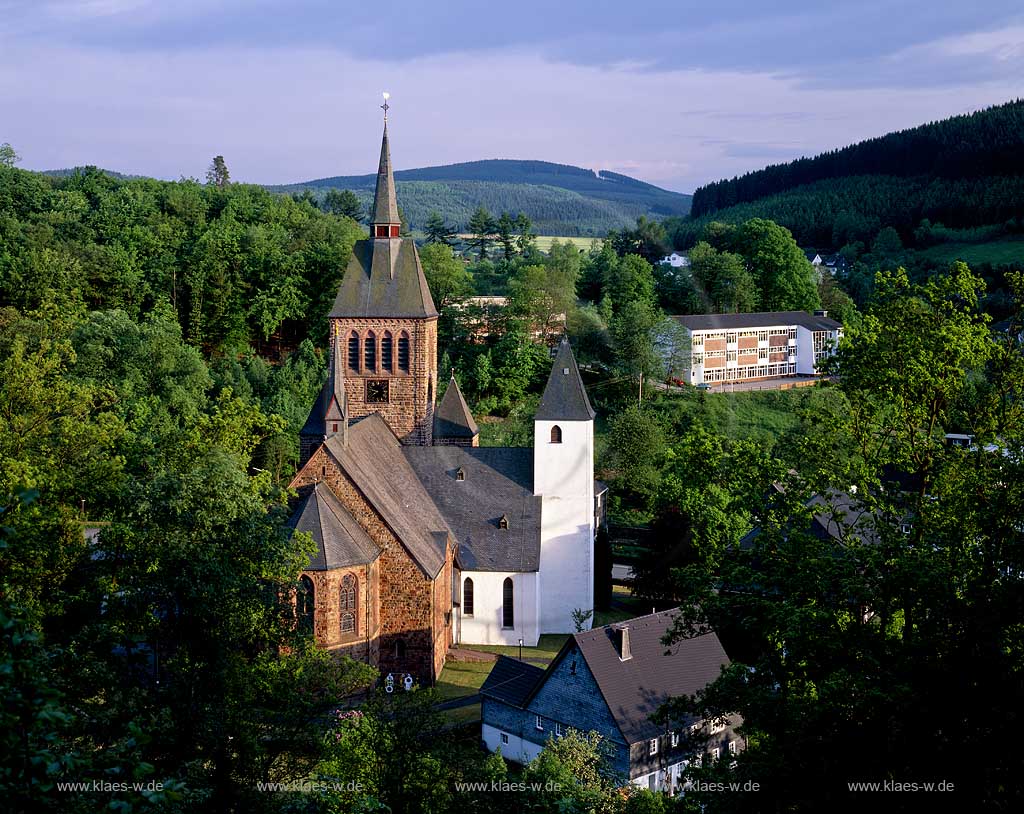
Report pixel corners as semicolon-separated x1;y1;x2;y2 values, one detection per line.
371;92;401;238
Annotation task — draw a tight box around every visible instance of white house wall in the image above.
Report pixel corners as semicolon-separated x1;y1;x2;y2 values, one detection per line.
795;326;816;375
534;418;595;634
459;570;540;646
482;723;544;765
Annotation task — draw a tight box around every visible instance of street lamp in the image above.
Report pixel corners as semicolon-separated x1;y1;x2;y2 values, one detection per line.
518;638;524;662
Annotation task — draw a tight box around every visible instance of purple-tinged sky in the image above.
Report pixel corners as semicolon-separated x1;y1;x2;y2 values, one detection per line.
2;0;1022;192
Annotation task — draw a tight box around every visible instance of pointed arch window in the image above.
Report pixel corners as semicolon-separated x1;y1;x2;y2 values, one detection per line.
340;574;357;636
397;333;410;372
297;575;315;628
347;332;360;371
381;332;393;371
502;578;514;629
463;577;474;616
550;425;562;444
364;331;377;371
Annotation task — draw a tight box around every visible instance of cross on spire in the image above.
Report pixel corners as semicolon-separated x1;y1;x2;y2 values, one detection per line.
381;91;390;124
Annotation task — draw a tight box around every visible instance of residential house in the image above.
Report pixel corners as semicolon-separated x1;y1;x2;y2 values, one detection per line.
480;609;742;793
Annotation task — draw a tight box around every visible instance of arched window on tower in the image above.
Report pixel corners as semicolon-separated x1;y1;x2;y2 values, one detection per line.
502;578;514;629
297;575;315;629
364;331;377;371
398;333;410;372
381;332;393;371
340;573;357;636
550;425;563;444
394;638;406;661
463;577;474;616
347;332;360;371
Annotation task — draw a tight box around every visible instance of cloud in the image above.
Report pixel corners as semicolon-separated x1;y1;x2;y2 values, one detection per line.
2;2;1022;193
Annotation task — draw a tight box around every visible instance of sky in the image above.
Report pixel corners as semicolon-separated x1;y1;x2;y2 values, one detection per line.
1;0;1022;193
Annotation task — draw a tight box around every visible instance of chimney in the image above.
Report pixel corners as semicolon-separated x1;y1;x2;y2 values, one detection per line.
813;309;828;318
615;625;631;661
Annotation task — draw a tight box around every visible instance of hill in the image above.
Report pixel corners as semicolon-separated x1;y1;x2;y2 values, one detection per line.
271;159;691;236
667;100;1024;256
691;99;1024;217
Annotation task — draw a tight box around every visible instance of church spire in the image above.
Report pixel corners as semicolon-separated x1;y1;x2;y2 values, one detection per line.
535;338;596;421
371;92;401;237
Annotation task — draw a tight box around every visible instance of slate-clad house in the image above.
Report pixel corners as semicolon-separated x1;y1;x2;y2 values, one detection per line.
284;108;598;685
480;609;742;793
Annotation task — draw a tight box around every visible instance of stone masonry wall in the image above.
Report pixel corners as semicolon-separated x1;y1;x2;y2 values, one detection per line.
292;445;450;684
329;317;438;446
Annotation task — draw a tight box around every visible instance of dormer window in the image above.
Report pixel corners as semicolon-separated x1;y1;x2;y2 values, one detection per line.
498;514;509;529
456;467;465;482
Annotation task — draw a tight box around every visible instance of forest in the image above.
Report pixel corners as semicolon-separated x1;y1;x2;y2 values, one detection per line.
690;99;1024;217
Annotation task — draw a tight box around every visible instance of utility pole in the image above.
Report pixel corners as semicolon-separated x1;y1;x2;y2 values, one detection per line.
638;373;644;406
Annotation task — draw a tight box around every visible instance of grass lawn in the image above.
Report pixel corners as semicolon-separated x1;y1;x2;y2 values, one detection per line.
463;633;569;665
593;605;635;627
648;387;811;447
917;237;1024;268
436;660;494;701
444;702;481;726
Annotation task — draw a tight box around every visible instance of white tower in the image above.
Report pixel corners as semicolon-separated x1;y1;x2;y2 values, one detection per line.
533;338;595;633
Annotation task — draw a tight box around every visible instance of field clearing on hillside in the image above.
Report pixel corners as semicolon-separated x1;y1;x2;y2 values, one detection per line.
455;234;601;253
918;237;1024;267
534;235;602;253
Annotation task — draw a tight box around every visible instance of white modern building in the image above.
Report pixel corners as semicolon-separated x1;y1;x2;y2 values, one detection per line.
672;310;843;385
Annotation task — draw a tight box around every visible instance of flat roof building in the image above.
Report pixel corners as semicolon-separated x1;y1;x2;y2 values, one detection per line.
671;310;842;386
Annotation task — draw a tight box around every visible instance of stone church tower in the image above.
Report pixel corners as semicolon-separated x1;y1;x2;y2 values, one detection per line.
305;112;438;458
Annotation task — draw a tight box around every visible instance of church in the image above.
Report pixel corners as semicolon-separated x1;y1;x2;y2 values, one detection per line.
286;110;597;685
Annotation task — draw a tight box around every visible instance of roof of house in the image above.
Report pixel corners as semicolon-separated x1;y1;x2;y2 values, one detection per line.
570;609;731;743
329;238;438;319
740;484;882;549
287;482;379;570
403;446;541;571
673;311;842;332
371;123;400;225
480;655;546;707
535;338;596;421
433;375;479;440
324;415;451;577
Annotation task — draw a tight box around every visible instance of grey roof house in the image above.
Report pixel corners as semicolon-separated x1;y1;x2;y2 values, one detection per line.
480;609;743;794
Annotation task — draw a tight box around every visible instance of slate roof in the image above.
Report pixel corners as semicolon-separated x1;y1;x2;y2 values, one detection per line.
371;123;400;226
740;484;881;549
300;335;348;439
480;655;546;707
403;446;541;571
570;609;730;743
287;482;379;570
329;238;438;318
434;375;479;440
673;311;842;332
324;415;451;578
535;338;595;421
